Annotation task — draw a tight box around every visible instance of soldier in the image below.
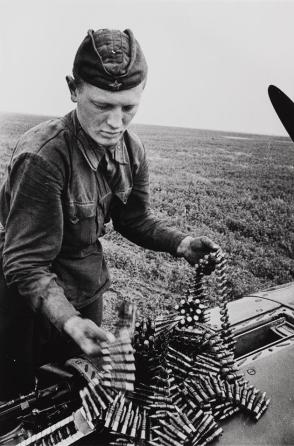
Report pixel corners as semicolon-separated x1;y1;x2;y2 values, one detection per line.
0;28;219;399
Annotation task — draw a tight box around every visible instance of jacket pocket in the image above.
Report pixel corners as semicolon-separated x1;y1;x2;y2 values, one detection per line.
63;202;97;247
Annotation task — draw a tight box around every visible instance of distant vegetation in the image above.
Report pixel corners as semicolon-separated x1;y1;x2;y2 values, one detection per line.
0;112;293;328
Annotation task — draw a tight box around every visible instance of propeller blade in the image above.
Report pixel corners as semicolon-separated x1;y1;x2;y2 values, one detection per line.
268;84;294;143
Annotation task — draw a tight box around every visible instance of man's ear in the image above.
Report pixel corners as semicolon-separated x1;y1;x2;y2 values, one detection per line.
66;75;78;103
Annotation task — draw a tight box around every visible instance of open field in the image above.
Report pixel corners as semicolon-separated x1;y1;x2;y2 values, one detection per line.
0;112;293;330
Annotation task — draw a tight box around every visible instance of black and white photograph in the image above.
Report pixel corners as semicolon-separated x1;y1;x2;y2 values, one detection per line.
0;0;293;444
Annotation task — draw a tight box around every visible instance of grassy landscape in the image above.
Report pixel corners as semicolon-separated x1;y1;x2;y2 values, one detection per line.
0;112;293;330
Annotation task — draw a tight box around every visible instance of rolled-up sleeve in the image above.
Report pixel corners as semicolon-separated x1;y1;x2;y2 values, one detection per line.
2;153;79;330
111;147;186;255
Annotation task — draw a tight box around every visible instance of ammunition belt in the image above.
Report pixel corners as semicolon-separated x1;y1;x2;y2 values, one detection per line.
1;251;270;446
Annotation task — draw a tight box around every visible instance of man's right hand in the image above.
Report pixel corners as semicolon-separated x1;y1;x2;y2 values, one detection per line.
63;316;115;357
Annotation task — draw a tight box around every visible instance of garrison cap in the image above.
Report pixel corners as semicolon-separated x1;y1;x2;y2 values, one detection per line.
73;28;148;91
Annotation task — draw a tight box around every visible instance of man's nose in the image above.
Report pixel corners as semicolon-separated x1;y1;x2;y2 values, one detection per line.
107;107;123;130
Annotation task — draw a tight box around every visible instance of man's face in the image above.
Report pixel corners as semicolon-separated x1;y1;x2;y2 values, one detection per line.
71;81;144;147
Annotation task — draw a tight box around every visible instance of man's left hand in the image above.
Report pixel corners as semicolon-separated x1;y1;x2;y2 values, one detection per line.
177;235;219;266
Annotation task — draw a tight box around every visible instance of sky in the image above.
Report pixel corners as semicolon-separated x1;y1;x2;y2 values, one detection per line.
1;0;294;135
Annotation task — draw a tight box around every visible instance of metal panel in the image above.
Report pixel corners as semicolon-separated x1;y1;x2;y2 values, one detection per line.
215;344;294;445
252;282;294;310
209;296;281;330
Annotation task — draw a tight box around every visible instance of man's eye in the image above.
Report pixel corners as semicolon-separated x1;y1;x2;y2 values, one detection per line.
96;104;109;111
123;105;135;113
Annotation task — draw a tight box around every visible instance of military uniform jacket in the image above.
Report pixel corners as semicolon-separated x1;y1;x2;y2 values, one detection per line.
0;111;185;330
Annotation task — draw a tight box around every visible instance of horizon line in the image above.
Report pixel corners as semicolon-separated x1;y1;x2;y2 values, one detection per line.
0;109;290;140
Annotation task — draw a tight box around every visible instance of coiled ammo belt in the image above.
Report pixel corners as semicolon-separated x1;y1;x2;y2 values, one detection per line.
0;249;270;446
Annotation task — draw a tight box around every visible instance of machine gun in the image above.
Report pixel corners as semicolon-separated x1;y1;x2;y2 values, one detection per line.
0;365;94;446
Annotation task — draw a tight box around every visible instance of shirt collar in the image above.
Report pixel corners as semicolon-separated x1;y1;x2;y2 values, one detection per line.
71;110;128;171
